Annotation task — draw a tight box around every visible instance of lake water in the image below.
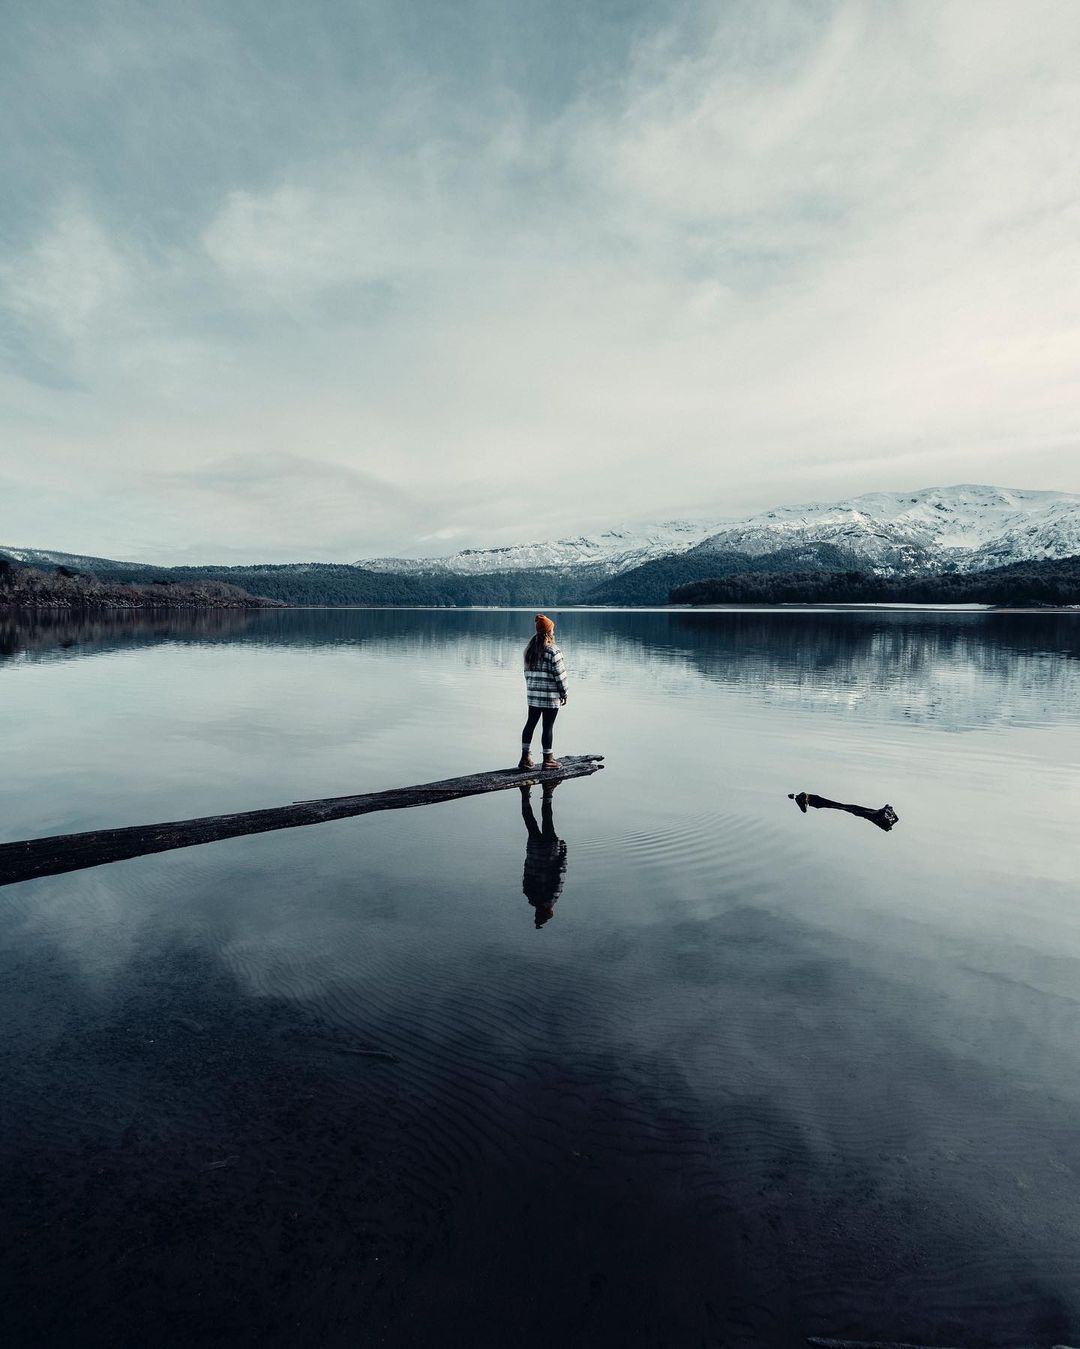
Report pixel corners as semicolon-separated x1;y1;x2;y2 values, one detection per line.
2;607;1079;1348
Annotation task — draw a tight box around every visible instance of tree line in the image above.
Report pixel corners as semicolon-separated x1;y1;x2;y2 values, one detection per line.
0;560;279;610
670;556;1080;607
4;550;1078;610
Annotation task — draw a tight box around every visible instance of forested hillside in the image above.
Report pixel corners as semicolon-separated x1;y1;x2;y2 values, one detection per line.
5;549;1078;609
586;543;865;605
671;556;1080;606
0;556;590;608
0;560;280;610
141;565;589;607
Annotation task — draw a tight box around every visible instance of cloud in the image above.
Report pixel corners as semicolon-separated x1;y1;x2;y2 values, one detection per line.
203;181;398;306
151;452;417;557
1;0;1078;562
1;201;133;342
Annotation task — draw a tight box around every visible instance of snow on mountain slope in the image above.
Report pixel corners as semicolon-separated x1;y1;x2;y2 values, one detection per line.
360;486;1080;578
0;546;147;573
360;520;730;577
7;485;1078;581
688;485;1080;574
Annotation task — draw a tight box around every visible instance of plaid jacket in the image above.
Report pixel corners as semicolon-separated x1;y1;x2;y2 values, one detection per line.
525;642;568;708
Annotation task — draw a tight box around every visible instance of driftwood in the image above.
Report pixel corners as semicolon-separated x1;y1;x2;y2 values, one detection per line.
0;755;604;890
789;791;899;832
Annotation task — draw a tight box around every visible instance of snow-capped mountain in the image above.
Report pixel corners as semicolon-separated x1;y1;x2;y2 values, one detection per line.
6;485;1078;586
687;485;1080;574
359;520;730;578
0;546;142;573
359;486;1080;579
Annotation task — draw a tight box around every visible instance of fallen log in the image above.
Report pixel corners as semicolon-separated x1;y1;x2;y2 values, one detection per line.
789;791;898;832
0;755;605;889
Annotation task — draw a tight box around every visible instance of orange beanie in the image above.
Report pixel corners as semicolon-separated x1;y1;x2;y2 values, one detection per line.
535;613;555;637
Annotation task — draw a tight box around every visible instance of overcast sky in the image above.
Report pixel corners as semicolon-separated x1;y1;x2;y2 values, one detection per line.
2;0;1078;563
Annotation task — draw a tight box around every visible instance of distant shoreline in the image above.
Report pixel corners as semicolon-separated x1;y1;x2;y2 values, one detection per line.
4;544;1079;609
8;602;1074;615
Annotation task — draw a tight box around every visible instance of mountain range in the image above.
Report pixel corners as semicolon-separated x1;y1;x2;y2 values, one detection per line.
3;484;1079;607
360;485;1080;579
360;519;729;578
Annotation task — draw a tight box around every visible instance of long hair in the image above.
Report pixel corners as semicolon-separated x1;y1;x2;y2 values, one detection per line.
524;632;553;670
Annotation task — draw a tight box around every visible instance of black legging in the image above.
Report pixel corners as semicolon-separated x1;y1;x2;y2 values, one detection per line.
522;706;558;753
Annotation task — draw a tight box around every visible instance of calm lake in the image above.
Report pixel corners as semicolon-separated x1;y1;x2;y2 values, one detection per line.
2;607;1079;1348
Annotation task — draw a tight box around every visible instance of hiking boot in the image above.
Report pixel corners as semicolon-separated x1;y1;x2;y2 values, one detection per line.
542;754;561;770
517;752;535;771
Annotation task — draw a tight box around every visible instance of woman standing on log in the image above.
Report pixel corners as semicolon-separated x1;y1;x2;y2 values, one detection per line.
518;613;568;771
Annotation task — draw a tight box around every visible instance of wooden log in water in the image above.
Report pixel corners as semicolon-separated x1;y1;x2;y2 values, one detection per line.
789;791;898;832
0;755;605;889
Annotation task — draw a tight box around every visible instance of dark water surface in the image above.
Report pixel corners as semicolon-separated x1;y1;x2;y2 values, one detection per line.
2;608;1079;1348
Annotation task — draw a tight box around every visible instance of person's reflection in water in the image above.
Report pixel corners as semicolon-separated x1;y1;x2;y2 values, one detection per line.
519;783;568;928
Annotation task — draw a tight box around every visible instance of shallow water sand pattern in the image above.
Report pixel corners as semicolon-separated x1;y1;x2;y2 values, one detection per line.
1;609;1079;1347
